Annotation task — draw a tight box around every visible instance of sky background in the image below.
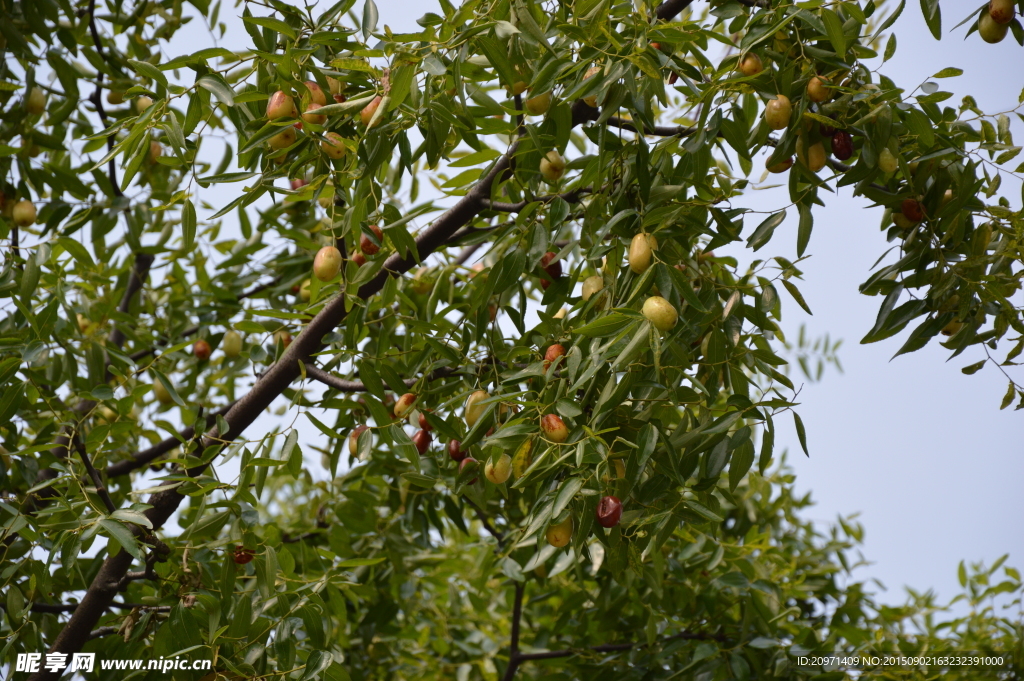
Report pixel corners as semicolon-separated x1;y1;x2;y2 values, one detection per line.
150;0;1024;613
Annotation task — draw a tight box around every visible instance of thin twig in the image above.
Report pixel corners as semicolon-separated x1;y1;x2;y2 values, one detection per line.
72;435;116;514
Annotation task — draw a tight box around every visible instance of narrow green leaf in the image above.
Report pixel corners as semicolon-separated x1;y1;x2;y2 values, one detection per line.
793;412;809;457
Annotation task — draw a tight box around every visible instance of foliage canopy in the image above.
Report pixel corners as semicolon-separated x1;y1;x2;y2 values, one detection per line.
1;0;1023;678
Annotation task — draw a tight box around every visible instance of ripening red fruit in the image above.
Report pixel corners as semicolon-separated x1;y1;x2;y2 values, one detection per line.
737;53;763;77
459;457;479;484
193;339;212;361
303;80;327;106
302;102;326;125
901;198;925;223
360;224;384;256
267;91;297;119
990;0;1015;23
831;131;853;161
539;252;562;288
321;132;347;160
351;251;367;267
596;495;622;528
448;439;467;462
413;429;432;455
541;414;569;443
360;95;383;128
394;393;417;419
544;344;566;368
418;410;433;432
349;424;368;456
233;547;255;564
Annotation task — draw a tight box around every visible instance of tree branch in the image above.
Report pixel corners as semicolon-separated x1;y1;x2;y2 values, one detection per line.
482;186;593;213
461;495;504;544
606;116;697;138
514;630;725;662
72;435;116;514
104;401;236;478
502;582;526;681
303;363;460;393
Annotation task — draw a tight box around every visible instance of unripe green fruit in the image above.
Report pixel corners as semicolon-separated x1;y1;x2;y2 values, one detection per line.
979;12;1009;42
465;390;489;428
525;92;552;116
806;76;830;103
135;96;153;114
12;200;36;227
797;138;827;172
484;453;512;484
26;87;46;115
643;296;678;331
299;279;311;302
582;66;602;107
539;150;566;183
303;102;326;125
878;148;899;173
313;246;342;282
154;380;173;405
546;516;572;548
628;233;657;274
222;330;242;358
581;275;604;301
765;95;792;130
738;53;762;76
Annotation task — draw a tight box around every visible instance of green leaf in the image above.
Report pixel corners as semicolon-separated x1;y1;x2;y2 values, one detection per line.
796;204;813;257
182;199;196;251
243;14;298;40
57;237;95;268
820;8;847;58
919;0;941;40
337;556;386;568
99;518;145;562
793;412;809;457
127;59;168;90
574;313;635;338
747;210;786;252
361;0;378;39
197;74;235;106
932;67;963;78
781;280;813;315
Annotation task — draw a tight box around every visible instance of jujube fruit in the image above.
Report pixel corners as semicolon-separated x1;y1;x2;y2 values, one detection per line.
394;393;417;419
765;95;792;130
193;339;212;361
448;439;467;462
222;330;243;358
901;198;924;223
643;296;678;331
546;516;573;547
313;246;342;282
484;453;512;484
541;414;569;443
360;225;384;256
413;429;431;455
464;390;489;427
539;151;566;183
596;495;622;528
831;131;853;161
738;53;763;76
349;425;368;456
